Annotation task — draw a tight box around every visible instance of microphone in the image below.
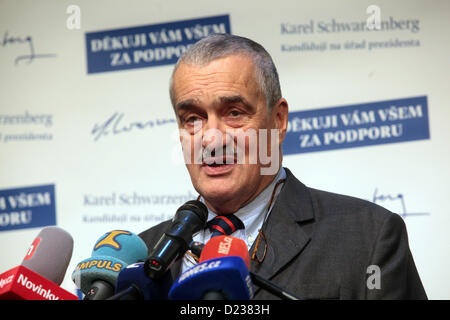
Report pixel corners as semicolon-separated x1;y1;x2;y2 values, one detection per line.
189;236;302;300
144;200;208;279
189;241;205;258
71;230;147;300
168;235;254;300
0;226;78;300
108;262;173;300
198;235;250;267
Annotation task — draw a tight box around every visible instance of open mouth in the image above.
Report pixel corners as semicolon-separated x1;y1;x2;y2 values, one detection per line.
202;155;236;167
205;162;224;167
201;155;237;175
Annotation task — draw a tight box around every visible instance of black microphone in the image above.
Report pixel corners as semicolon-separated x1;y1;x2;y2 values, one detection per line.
108;262;173;300
144;200;208;279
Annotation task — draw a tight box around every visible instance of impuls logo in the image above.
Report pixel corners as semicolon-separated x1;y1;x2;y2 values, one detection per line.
94;230;131;250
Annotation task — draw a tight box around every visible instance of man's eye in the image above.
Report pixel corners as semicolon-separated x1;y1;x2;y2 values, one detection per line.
229;110;242;117
185;115;201;123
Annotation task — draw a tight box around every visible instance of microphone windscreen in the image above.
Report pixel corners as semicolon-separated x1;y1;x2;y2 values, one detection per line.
199;235;250;268
72;230;148;294
169;256;253;300
169;236;254;300
115;262;173;300
91;230;148;264
21;226;73;286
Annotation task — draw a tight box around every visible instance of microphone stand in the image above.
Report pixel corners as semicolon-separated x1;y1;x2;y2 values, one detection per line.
250;272;302;300
107;284;143;300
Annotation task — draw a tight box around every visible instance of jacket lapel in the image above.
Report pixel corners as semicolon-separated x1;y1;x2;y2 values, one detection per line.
168;168;316;296
250;168;315;289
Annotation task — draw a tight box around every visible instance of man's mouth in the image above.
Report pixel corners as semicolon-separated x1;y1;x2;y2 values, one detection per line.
205;163;224;167
201;156;236;175
202;155;236;166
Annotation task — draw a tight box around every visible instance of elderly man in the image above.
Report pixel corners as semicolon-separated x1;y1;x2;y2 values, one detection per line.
139;33;427;299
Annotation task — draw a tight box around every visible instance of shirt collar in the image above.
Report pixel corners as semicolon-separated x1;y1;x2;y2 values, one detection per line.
200;167;287;235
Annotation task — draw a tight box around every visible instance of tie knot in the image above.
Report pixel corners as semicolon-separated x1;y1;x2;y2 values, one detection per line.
206;215;245;238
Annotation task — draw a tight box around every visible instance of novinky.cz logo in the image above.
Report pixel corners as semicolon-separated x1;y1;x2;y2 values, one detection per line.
17;273;60;300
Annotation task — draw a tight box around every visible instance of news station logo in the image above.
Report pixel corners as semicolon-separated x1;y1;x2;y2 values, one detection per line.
283;96;430;154
0;184;56;232
85;14;231;74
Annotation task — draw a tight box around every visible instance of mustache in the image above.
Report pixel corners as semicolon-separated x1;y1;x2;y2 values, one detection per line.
199;143;243;164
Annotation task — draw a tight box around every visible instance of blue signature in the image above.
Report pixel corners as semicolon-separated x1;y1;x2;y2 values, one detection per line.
91;112;176;141
1;30;56;64
372;188;430;218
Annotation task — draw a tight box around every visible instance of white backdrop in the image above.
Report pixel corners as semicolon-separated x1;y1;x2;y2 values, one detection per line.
0;0;449;299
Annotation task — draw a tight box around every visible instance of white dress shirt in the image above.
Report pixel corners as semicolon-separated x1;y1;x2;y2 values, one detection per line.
181;167;286;273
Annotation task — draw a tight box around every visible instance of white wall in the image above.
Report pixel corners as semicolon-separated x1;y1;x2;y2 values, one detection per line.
0;0;448;299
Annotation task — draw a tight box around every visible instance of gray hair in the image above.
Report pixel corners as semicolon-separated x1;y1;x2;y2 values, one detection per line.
169;33;282;111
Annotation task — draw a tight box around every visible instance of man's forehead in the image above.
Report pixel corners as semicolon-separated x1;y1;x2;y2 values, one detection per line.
172;56;261;107
173;55;256;86
176;54;255;73
175;95;255;112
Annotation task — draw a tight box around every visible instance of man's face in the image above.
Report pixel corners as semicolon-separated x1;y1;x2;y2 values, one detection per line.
172;55;287;214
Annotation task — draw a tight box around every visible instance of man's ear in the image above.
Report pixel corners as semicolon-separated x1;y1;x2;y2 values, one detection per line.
271;98;289;144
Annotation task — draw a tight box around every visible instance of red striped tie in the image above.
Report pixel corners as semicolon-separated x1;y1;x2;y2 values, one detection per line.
206;215;245;238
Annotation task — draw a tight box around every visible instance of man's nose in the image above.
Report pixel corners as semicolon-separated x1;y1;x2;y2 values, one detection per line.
201;116;227;149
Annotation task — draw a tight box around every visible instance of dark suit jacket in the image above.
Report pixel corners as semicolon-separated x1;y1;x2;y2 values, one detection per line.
139;168;427;299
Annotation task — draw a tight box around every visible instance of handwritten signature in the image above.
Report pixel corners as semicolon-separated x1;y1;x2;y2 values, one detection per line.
91;112;176;141
1;30;56;64
372;188;430;218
